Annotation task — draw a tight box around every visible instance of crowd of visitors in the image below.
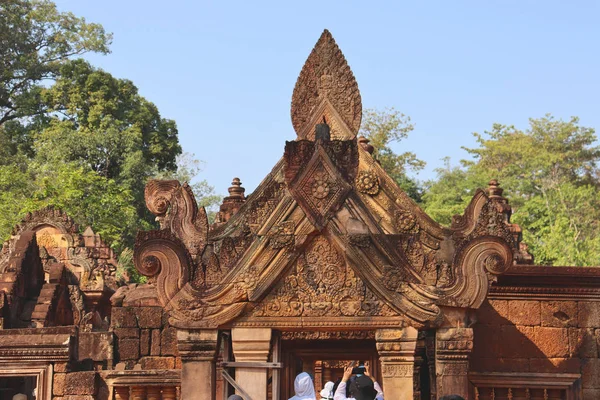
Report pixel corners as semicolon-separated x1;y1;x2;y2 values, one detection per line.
226;361;466;400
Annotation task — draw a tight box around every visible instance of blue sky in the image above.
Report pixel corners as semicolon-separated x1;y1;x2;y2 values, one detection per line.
54;1;600;197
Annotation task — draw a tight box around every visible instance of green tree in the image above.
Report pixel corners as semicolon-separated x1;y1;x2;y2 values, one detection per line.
422;115;600;266
35;59;181;198
154;152;223;221
0;0;111;126
359;108;425;201
0;1;186;253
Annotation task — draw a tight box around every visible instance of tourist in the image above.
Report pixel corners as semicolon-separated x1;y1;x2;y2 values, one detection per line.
334;362;383;400
12;394;27;400
289;372;317;400
227;395;243;400
439;396;465;400
319;380;335;399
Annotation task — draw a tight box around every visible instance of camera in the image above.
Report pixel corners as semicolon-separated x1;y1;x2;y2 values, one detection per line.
351;361;365;375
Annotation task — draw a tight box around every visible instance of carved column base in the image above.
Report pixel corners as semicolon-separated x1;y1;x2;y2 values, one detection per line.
161;386;177;400
231;328;272;400
435;327;473;399
131;386;146;400
115;386;130;400
177;329;219;400
147;387;161;400
376;327;418;400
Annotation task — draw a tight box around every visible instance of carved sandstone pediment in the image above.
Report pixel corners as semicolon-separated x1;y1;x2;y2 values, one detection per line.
133;30;518;331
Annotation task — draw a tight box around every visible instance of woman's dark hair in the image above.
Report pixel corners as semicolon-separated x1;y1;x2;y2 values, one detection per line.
332;377;342;395
347;376;356;397
439;395;465;400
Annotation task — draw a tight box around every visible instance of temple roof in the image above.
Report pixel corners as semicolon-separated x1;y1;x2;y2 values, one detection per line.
134;30;519;330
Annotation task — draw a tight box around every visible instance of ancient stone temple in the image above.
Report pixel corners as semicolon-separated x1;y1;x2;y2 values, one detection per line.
0;30;599;400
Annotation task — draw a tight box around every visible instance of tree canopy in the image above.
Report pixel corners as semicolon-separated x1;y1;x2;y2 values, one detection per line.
0;0;219;252
0;0;111;126
359;108;425;201
422;115;600;266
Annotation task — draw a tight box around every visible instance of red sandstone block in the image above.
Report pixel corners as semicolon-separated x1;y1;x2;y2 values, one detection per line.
578;302;600;328
583;389;600;399
160;327;178;356
113;328;139;339
53;373;66;395
508;300;541;326
472;324;503;359
471;357;529;373
111;307;138;328
582;358;600;388
78;332;113;362
530;357;579;373
118;338;140;361
534;326;569;358
140;329;150;356
140;356;176;370
568;328;597;358
498;325;535;359
151;329;161;356
541;301;578;328
476;299;510;325
64;371;97;395
135;307;163;328
54;362;68;373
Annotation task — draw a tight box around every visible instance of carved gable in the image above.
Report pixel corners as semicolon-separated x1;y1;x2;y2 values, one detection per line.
133;30;520;332
246;235;397;321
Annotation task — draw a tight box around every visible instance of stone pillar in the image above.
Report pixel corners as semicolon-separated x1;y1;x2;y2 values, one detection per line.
435;327;473;399
231;328;272;400
147;387;161;400
115;386;130;400
376;327;419;400
413;331;426;400
131;386;146;400
161;386;177;400
314;360;323;394
425;332;437;400
177;329;219;400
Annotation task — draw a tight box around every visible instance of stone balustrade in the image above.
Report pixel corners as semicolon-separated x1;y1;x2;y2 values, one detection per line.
114;385;179;400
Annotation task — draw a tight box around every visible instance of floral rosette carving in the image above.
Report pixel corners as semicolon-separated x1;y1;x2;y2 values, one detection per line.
311;171;332;200
395;209;417;233
484;253;506;275
238;265;259;290
139;255;161;276
268;221;295;249
355;170;380;195
383;265;402;291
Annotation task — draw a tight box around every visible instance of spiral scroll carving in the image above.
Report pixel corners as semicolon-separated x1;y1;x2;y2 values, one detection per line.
144;179;209;261
449;236;512;309
134;230;192;307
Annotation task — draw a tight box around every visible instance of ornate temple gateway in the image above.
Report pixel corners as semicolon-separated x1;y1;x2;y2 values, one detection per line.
0;30;598;400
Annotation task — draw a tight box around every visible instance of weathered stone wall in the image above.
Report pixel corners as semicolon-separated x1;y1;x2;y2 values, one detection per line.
472;297;599;398
110;306;179;370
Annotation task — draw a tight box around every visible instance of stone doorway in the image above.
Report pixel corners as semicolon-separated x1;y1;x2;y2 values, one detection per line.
0;376;38;400
278;336;380;399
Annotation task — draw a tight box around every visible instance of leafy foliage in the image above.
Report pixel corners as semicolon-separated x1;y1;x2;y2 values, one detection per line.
359;108;425;201
0;0;111;126
422;115;600;266
154;152;222;221
0;1;220;256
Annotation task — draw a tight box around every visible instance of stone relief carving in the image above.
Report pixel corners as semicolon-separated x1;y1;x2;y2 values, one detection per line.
355;170;380;195
280;331;375;340
291;30;362;140
249;235;396;318
130;30;518;332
